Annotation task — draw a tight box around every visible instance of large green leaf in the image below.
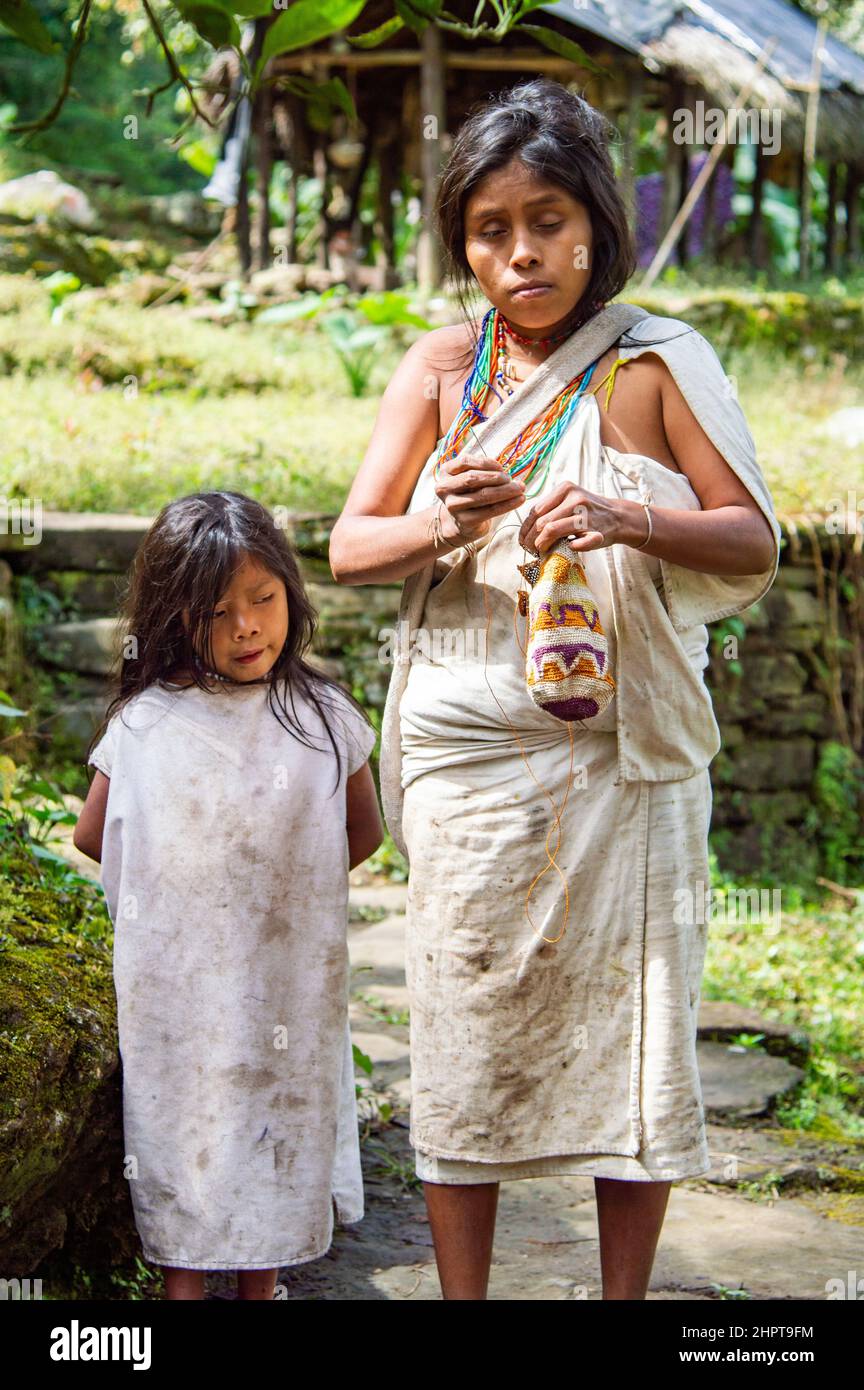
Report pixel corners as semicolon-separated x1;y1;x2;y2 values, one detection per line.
224;0;276;14
518;23;603;74
0;0;60;56
173;2;241;49
259;0;367;68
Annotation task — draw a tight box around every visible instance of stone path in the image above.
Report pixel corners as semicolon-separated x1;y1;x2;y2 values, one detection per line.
52;820;863;1300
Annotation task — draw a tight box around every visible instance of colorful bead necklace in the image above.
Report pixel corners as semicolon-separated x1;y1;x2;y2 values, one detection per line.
433;305;602;501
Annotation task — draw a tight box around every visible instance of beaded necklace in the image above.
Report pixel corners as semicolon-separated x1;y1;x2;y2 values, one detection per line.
433;305;602;501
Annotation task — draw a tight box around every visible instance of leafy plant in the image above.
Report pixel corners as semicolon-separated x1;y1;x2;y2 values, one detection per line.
806;741;864;884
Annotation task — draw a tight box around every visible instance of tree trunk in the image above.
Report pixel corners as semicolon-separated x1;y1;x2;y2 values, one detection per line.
846;161;862;269
417;24;447;293
254;80;273;273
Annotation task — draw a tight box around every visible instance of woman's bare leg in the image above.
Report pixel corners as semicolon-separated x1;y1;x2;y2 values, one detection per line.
161;1266;206;1300
594;1177;672;1299
237;1267;278;1300
422;1181;499;1300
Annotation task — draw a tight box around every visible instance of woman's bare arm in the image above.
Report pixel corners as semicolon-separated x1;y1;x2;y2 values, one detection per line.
329;331;522;586
72;770;109;863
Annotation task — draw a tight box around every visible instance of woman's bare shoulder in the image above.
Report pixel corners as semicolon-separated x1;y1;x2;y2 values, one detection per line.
416;319;481;377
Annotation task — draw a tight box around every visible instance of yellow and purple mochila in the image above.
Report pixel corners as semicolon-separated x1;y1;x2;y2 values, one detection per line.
517;540;616;721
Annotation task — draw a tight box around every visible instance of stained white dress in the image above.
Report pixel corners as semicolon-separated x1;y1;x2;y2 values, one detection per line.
377;309;781;1186
398;389;715;1183
88;676;376;1269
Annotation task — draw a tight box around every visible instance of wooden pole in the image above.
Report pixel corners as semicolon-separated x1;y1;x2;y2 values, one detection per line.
676;89;691;267
271;97;298;263
619;65;644;227
701;151;720;263
660;77;685;245
799;14;828;281
235;124;252;275
825;160;840;274
374;125;399;289
313;131;328;269
748;139;766;268
254;77;273;272
417;23;446;294
846;161;862;269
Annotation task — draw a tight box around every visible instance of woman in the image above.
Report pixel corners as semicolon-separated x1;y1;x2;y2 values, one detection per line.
329;78;779;1300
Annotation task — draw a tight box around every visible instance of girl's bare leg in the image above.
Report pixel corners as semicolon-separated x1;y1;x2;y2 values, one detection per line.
594;1177;672;1299
161;1266;206;1300
237;1267;279;1300
422;1181;499;1300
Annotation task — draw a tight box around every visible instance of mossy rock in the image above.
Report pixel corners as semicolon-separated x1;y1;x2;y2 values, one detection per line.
0;870;137;1274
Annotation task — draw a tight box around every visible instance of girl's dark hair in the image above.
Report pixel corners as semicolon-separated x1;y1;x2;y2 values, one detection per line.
433;77;690;370
85;491;372;798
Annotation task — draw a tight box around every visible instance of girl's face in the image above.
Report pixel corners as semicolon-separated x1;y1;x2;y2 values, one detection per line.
185;554;289;683
464;159;594;334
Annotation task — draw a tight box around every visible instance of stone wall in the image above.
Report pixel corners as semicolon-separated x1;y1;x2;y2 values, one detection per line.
2;510;862;885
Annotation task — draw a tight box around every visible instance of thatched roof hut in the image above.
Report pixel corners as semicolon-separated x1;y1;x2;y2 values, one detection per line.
200;0;864;283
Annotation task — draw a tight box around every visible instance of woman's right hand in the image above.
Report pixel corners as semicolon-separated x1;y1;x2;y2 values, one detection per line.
434;453;526;544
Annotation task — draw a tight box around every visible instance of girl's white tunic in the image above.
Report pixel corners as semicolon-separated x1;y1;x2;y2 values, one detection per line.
89;677;376;1270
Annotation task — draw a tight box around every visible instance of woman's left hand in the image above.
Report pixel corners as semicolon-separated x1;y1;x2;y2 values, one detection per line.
518;483;629;556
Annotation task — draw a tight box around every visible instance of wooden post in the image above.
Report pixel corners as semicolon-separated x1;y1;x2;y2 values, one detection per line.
660;76;685;247
619;64;644;227
825;160;840;274
701;168;715;261
677;115;690;267
417;23;446;294
799;14;828;281
254;78;273;272
374;125;399;289
313;131;329;269
846;161;862;269
749;139;767;268
272;98;298;263
236;124;252;276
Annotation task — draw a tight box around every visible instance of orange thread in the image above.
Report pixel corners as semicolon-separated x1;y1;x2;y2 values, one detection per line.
476;520;577;945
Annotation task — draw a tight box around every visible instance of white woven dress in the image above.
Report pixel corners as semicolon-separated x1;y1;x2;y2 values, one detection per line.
89;677;376;1269
398;386;717;1183
378;310;781;1186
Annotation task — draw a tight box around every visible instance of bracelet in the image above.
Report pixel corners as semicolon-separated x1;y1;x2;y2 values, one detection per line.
632;502;653;550
429;498;478;558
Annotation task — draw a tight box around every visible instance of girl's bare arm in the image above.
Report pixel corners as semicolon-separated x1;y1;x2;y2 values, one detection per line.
73;770;109;863
346;762;384;871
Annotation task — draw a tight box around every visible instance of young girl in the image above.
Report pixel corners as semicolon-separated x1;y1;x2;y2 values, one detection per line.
73;489;383;1301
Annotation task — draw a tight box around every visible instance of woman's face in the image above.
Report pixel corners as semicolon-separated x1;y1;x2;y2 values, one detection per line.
464;159;594;335
184;553;290;683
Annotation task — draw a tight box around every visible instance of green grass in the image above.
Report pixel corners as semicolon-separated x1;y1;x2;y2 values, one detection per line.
703;858;864;1141
0;278;862;517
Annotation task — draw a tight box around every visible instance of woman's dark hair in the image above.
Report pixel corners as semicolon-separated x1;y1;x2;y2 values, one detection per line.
433;77;689;371
85;491;373;798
